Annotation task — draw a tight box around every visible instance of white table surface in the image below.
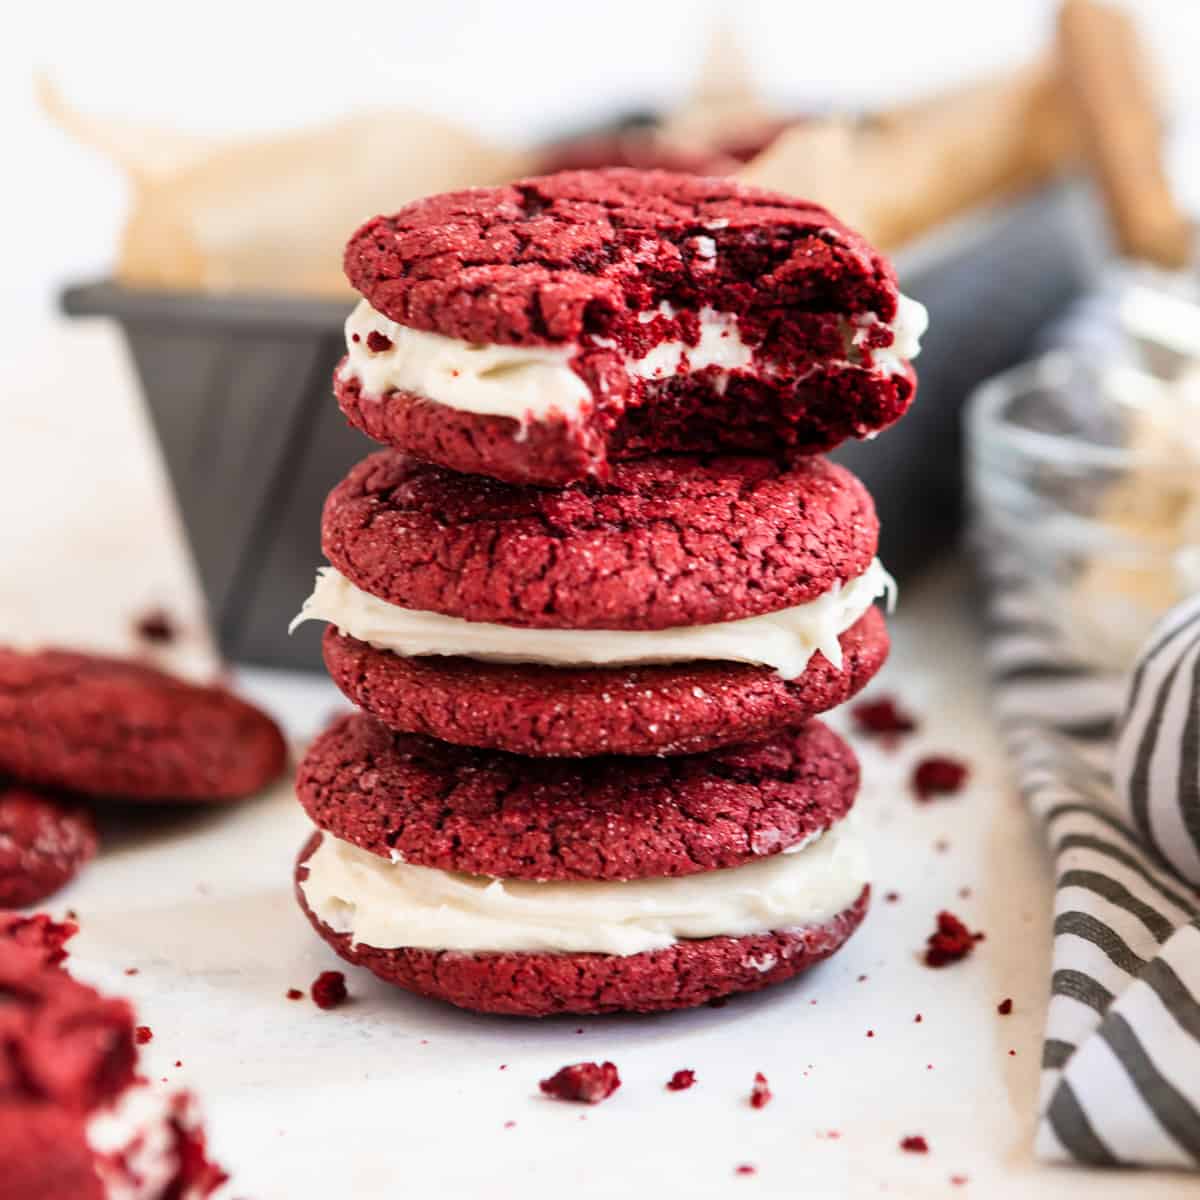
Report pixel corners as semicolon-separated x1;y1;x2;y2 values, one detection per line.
3;321;1193;1198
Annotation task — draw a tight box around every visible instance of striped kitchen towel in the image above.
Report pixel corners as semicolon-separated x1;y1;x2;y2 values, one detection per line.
984;550;1200;1167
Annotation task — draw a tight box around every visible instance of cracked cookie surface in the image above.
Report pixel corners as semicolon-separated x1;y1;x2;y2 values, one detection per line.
0;648;287;802
321;450;878;629
297;713;858;882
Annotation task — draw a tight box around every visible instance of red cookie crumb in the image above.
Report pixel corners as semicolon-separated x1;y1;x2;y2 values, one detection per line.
900;1135;929;1153
124;968;139;976
0;912;77;965
913;756;969;801
749;1071;772;1109
134;608;178;644
666;1069;696;1091
135;1025;153;1045
735;1165;757;1176
997;998;1013;1015
866;1030;875;1038
539;1061;621;1104
914;1013;923;1023
851;696;917;736
951;1175;969;1187
286;988;303;1001
885;890;900;903
924;911;985;967
365;330;394;353
311;970;348;1010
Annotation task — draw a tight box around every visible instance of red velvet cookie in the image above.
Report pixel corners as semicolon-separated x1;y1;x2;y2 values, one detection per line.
338;168;920;484
0;786;98;908
322;449;877;629
298;712;858;881
0;648;288;802
322;604;887;757
296;835;869;1016
0;916;228;1200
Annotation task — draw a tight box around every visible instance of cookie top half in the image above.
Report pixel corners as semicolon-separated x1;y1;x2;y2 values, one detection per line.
336;168;924;483
298;713;859;883
319;449;877;630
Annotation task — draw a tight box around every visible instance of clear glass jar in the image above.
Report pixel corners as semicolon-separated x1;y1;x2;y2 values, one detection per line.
967;351;1200;670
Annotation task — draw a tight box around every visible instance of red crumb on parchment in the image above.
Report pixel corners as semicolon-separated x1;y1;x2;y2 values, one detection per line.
735;1165;757;1176
749;1072;772;1109
539;1061;621;1104
924;911;985;967
135;1026;153;1045
286;988;303;1001
997;998;1013;1015
666;1069;696;1091
311;971;348;1009
913;756;969;801
900;1135;929;1153
133;608;178;644
851;695;918;737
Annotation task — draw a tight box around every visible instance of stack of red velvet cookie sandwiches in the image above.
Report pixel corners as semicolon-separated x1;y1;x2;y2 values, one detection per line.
291;169;926;1016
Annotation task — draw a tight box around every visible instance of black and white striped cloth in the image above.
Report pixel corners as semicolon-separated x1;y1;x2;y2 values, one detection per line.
984;555;1200;1167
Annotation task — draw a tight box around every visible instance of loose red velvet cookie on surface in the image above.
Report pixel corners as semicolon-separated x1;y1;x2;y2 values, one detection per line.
322;606;887;757
319;449;878;629
297;712;859;881
337;168;925;484
0;647;287;802
0;786;98;908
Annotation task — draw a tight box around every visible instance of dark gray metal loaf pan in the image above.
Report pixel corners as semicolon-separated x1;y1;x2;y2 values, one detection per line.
61;180;1101;671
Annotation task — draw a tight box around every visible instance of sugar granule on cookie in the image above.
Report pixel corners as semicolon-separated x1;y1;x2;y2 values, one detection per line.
539;1061;621;1104
310;970;348;1010
666;1069;696;1091
924;912;984;967
749;1071;772;1109
912;756;969;801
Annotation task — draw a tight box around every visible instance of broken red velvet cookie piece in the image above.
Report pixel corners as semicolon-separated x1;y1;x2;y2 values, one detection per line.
338;168;924;486
310;970;348;1010
0;917;228;1199
924;911;985;967
539;1061;621;1104
912;756;969;801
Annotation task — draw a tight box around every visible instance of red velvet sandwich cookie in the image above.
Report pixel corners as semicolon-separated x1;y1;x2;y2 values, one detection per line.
0;647;287;802
294;714;870;1016
0;786;98;908
0;920;226;1199
337;168;926;484
297;450;891;757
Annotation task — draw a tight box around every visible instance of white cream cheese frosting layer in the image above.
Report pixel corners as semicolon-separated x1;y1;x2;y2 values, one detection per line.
300;821;869;956
340;292;927;423
292;558;894;679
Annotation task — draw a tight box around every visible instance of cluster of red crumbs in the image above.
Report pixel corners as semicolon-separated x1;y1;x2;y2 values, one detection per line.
749;1072;772;1109
912;756;970;801
311;970;348;1009
666;1069;696;1091
539;1061;621;1104
924;911;985;967
851;695;918;737
900;1135;929;1154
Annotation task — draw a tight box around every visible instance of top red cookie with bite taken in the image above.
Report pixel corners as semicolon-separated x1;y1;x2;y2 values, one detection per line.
338;168;925;485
